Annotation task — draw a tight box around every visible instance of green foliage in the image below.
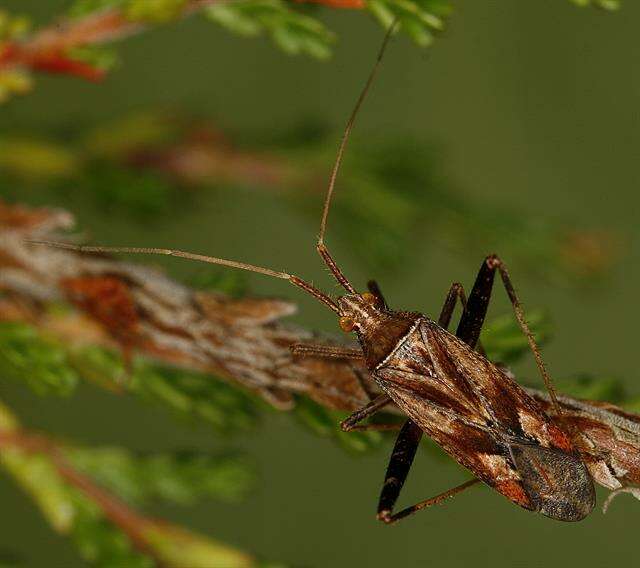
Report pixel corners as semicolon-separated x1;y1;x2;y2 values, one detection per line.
294;396;385;453
0;10;30;40
0;400;265;567
554;374;628;405
480;310;551;364
0;321;258;432
133;364;259;432
83;112;180;159
70;494;155;568
0;0;622;103
186;268;249;298
0;69;32;104
80;163;174;218
73;346;260;433
0;121;623;282
206;0;334;59
0;322;79;396
369;0;450;46
0;137;79;181
125;0;189;23
68;1;128;18
0;551;22;568
66;448;256;506
67;46;119;74
570;0;620;9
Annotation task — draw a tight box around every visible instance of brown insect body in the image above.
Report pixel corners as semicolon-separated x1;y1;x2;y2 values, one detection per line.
339;294;596;521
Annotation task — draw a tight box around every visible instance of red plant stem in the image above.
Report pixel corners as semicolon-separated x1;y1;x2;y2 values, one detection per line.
0;0;365;81
0;430;163;564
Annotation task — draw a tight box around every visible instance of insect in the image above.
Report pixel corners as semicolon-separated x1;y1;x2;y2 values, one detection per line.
31;23;596;523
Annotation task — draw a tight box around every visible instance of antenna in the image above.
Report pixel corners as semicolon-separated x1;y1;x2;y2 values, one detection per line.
27;240;340;314
316;20;398;294
27;23;398;315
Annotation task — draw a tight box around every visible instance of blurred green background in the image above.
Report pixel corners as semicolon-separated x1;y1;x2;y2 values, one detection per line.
1;1;639;567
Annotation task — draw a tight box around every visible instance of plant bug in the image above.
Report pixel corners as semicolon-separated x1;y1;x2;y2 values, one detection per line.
30;22;596;523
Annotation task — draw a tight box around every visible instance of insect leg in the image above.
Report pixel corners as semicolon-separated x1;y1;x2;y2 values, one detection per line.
378;476;480;524
457;254;560;412
375;282;482;523
289;344;363;360
291;278;394;429
438;282;466;330
340;394;394;431
440;281;488;355
367;280;389;310
338;279;467;433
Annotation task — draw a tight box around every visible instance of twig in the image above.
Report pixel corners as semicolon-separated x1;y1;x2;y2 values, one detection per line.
0;424;258;567
1;199;640;506
0;0;363;82
0;429;160;562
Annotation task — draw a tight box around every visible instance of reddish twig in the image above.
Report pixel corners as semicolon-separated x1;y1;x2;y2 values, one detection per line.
0;0;364;82
0;429;162;564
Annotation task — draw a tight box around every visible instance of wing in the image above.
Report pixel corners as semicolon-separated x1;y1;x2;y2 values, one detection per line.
374;318;594;521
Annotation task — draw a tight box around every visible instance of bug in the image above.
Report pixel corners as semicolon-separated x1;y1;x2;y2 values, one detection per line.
31;23;596;523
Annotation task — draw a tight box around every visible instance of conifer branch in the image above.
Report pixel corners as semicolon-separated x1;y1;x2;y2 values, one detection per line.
0;398;270;568
1;0;619;102
2;200;640;503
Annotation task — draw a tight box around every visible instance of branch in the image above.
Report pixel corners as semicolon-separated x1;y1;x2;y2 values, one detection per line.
0;399;266;568
0;0;359;101
0;1;620;102
1;199;639;509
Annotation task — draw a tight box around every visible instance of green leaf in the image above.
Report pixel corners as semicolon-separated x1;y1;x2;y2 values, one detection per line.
68;0;128;19
0;399;269;568
131;364;259;433
367;0;451;45
187;268;249;298
0;322;79;396
205;0;334;59
0;137;79;180
66;448;256;506
481;310;551;364
293;397;384;453
554;374;627;404
0;70;33;104
70;494;154;568
67;46;119;73
0;10;31;40
569;0;620;10
125;0;189;23
81;164;174;218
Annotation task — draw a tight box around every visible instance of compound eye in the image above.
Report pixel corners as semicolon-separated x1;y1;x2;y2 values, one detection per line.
339;316;356;333
362;292;377;305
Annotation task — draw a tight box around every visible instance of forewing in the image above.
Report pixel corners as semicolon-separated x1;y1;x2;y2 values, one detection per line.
375;319;594;520
380;320;572;451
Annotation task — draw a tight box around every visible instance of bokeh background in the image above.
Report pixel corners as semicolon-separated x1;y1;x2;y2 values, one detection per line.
2;1;639;567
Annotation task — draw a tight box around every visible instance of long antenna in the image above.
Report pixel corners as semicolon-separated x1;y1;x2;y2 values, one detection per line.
27;240;340;313
27;25;398;314
316;20;398;293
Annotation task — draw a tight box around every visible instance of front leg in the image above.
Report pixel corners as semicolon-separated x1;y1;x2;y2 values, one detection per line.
339;280;466;433
290;344;363;360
